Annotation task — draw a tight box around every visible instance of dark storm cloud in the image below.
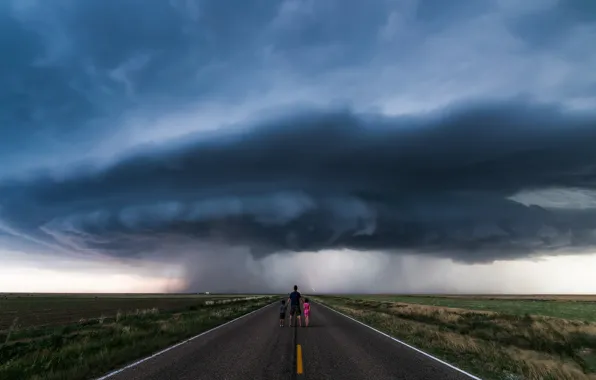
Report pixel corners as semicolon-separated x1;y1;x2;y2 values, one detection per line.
506;0;596;49
1;100;596;263
413;0;495;33
0;0;279;175
2;0;593;182
0;0;392;175
1;0;595;275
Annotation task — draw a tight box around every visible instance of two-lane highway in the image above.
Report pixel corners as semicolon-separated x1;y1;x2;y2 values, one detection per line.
100;301;480;380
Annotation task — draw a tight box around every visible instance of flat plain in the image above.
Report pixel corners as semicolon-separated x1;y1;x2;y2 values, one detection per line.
340;294;596;322
4;293;596;380
0;293;277;380
315;294;596;380
0;293;267;329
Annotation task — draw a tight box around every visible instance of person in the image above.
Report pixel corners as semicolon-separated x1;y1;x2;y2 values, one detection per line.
279;299;287;327
287;284;303;327
303;298;311;327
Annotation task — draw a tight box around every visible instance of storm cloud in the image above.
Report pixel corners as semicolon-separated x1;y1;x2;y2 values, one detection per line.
1;0;596;292
1;100;596;264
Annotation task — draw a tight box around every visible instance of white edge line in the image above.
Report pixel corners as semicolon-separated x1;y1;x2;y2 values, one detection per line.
317;302;483;380
95;300;277;380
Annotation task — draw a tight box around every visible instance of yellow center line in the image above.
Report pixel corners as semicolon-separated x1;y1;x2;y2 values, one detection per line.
296;344;304;374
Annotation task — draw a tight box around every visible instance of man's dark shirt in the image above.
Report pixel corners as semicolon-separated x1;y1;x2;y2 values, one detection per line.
289;291;301;306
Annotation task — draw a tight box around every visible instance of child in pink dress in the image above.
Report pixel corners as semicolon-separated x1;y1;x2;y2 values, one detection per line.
303;298;311;327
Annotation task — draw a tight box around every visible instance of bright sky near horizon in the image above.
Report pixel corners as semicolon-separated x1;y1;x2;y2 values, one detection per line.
1;0;596;293
3;249;596;294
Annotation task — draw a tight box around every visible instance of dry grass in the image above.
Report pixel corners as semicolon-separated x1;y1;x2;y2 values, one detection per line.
346;294;596;321
316;296;596;380
364;294;596;302
0;296;276;380
0;294;272;330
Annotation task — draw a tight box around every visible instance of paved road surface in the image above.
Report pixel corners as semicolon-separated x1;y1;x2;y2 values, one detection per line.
102;301;479;380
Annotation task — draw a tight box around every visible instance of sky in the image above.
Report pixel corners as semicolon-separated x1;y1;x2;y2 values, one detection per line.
1;0;596;294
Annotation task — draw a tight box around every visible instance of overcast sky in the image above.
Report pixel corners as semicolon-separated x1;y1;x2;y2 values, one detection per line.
1;0;596;293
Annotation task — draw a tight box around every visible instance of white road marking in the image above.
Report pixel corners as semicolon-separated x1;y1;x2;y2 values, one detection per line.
318;302;483;380
95;301;277;380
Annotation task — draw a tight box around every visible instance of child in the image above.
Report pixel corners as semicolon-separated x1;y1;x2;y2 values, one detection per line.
279;300;287;327
303;298;310;327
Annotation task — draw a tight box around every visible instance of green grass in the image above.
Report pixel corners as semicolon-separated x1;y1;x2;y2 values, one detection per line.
316;296;596;380
346;295;596;322
0;295;277;380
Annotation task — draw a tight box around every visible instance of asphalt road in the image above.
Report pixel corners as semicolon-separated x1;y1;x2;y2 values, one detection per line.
101;301;480;380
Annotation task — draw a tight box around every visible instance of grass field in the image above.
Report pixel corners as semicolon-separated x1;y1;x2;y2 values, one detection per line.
0;294;277;380
0;293;272;330
5;293;595;380
341;294;596;322
315;294;596;380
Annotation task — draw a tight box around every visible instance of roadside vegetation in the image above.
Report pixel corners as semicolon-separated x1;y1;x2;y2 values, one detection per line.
343;294;596;322
0;293;270;330
0;294;275;380
315;295;596;380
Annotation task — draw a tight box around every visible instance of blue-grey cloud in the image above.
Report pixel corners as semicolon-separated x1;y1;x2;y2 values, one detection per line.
1;0;595;273
507;0;596;48
1;99;596;263
2;0;595;179
1;0;280;177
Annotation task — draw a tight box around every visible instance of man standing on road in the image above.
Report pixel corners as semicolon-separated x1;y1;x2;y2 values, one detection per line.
287;285;303;327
